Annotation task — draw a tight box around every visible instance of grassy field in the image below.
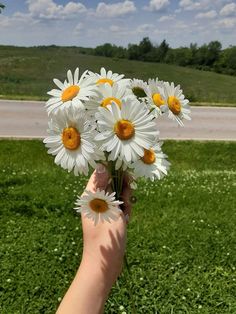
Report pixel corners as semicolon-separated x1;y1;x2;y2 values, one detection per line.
0;140;236;313
0;45;236;105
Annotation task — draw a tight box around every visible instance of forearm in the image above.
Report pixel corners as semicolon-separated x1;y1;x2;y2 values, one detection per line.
56;255;111;314
56;225;126;314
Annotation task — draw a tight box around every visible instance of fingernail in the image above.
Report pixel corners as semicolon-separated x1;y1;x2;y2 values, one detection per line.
96;164;106;174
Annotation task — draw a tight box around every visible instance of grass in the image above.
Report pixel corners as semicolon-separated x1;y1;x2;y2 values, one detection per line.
1;45;236;105
0;140;236;313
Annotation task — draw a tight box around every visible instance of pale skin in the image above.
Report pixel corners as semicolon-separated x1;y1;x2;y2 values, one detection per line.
56;165;132;314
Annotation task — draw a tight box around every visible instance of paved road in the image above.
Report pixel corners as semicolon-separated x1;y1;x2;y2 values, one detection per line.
0;99;235;141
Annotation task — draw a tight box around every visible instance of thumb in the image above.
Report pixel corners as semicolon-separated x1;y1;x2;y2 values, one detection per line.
92;164;109;192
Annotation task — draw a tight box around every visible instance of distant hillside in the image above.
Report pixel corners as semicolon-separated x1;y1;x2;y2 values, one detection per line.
0;45;236;104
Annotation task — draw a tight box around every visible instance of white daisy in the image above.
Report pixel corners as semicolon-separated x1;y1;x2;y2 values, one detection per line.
87;67;130;87
145;78;166;116
46;68;97;115
43;108;103;176
95;99;159;164
162;82;191;126
130;78;148;99
75;189;123;225
85;82;135;114
132;142;170;181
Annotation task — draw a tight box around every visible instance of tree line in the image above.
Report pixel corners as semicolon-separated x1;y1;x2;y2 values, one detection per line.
84;37;236;76
0;3;5;13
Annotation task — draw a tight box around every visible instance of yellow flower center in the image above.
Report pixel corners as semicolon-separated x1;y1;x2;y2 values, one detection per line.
101;97;121;108
97;78;114;86
61;85;80;102
141;149;156;164
114;119;135;140
62;127;81;150
168;96;181;115
89;198;108;213
152;93;165;107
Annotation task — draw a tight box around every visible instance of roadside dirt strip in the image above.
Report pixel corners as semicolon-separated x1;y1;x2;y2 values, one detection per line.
0;99;235;141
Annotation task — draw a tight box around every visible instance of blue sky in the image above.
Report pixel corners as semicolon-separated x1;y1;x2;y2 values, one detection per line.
0;0;236;48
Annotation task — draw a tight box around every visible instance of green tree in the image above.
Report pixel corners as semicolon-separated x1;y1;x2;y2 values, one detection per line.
0;3;5;13
139;37;153;55
127;44;141;60
205;41;222;66
165;47;192;66
216;46;236;75
94;43;114;57
158;39;169;62
189;43;198;65
195;44;208;66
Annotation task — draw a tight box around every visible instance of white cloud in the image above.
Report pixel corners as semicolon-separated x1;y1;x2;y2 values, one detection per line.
110;25;122;32
145;0;170;12
0;11;37;28
137;24;154;33
74;23;84;35
0;16;11;27
179;0;200;11
196;10;217;19
217;17;236;28
174;20;189;29
220;3;236;16
63;2;87;15
175;8;182;13
179;0;210;11
159;14;175;21
26;0;87;20
95;1;136;18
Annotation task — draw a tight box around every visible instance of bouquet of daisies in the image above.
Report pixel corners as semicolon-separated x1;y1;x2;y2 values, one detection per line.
44;67;191;225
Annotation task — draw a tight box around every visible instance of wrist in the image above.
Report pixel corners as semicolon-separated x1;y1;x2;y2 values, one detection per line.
81;248;122;293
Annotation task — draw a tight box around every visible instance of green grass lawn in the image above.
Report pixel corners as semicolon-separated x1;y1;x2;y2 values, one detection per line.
0;140;236;314
1;45;236;105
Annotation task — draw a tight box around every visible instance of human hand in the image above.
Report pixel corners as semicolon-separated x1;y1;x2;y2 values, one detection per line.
81;164;132;288
56;164;133;314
